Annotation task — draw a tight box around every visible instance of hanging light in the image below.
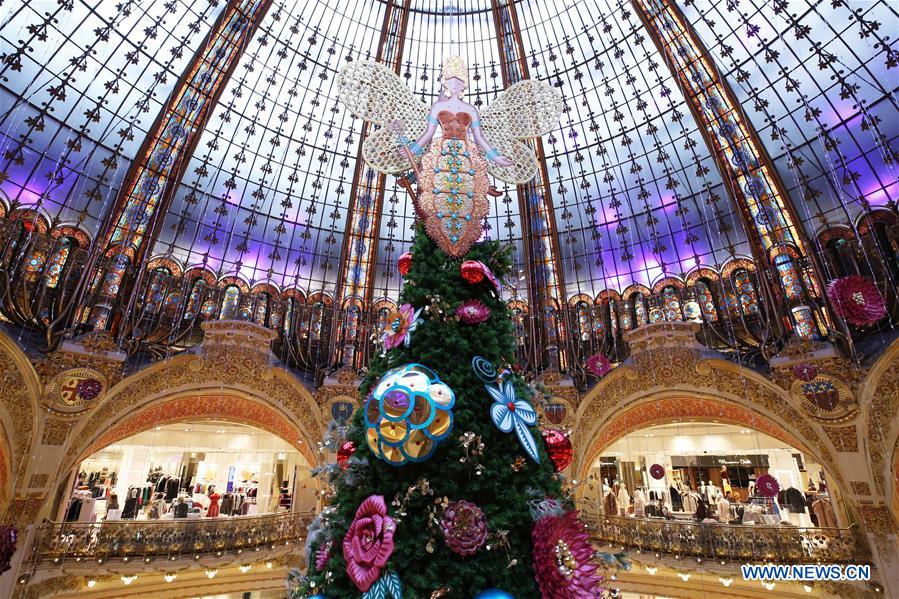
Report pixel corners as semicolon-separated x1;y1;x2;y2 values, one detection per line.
121;575;137;585
206;568;218;579
86;579;97;588
265;561;273;569
164;573;177;583
719;576;732;587
802;584;813;593
239;564;252;573
677;572;691;582
644;566;657;575
762;581;775;591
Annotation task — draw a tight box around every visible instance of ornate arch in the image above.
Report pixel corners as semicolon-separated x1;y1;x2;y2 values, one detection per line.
58;323;323;487
573;324;843;490
76;393;315;466
0;328;41;512
858;339;899;517
580;395;817;479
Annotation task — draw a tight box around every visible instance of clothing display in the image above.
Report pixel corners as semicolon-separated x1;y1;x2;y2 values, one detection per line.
206;492;221;518
716;496;731;522
279;482;292;511
603;491;618;516
147;496;166;519
165;477;181;501
615;485;630;517
633;489;647;518
65;491;96;522
811;498;837;528
682;492;698;514
173;500;189;519
781;487;807;514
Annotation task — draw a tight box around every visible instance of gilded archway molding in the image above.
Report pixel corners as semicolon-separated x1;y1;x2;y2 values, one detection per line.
75;393;317;466
857;338;899;514
59;349;323;476
0;328;41;510
573;343;843;492
578;394;818;481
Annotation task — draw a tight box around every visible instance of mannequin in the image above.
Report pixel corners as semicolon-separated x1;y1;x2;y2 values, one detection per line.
633;488;647;518
604;485;619;516
105;493;121;521
616;482;630;517
717;493;731;522
207;486;221;518
147;493;166;519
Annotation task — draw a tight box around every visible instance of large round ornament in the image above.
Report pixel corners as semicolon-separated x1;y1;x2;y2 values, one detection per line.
336;441;356;470
473;590;515;599
398;252;412;276
649;464;665;480
364;364;455;466
540;429;572;472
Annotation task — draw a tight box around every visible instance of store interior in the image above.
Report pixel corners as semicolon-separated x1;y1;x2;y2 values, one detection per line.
62;421;315;523
580;422;841;528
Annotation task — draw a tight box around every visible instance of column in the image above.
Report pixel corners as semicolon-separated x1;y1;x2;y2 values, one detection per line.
331;0;411;369
632;0;829;341
85;0;273;330
491;0;569;372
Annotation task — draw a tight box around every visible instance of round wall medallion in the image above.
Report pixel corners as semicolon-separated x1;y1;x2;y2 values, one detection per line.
790;374;855;421
47;368;107;413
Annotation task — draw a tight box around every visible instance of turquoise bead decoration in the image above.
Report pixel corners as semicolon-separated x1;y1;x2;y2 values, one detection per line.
364;364;455;466
473;590;515;599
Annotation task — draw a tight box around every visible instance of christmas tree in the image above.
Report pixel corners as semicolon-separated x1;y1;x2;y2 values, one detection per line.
295;223;620;598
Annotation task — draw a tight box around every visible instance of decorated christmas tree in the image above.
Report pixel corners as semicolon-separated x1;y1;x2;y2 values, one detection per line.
293;224;624;598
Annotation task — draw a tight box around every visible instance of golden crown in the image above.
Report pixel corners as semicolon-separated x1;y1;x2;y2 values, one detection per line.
441;55;468;88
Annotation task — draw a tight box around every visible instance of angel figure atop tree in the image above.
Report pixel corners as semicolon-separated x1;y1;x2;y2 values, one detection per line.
337;55;562;257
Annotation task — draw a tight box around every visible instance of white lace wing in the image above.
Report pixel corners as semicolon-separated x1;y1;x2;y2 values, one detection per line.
481;79;562;139
337;60;429;174
481;136;538;184
480;79;563;184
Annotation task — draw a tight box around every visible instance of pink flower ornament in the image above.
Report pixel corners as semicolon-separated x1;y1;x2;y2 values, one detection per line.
532;510;603;598
382;303;423;350
827;275;887;327
456;299;491;324
343;495;396;592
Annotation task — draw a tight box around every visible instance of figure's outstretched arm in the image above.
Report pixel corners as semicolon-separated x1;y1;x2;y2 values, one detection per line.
470;117;513;167
411;109;439;155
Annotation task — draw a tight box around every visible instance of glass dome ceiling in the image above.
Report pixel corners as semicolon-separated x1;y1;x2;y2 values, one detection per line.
1;0;895;303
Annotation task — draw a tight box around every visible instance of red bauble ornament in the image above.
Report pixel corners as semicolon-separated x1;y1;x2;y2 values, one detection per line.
398;252;412;276
649;464;665;480
541;429;573;472
460;260;485;284
459;260;499;288
337;440;356;470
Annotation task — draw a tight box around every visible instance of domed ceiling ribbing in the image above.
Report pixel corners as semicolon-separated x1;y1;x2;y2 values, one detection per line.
0;0;895;303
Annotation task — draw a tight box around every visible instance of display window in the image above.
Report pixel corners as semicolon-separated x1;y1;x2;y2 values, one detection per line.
64;421;314;523
581;422;840;528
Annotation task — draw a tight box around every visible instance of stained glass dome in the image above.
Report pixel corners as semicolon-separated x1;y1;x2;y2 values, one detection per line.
0;0;896;376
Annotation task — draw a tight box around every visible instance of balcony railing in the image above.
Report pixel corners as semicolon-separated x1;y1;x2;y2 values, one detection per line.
585;513;869;565
29;510;315;566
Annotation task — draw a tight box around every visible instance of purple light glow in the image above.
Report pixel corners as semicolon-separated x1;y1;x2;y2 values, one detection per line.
861;180;897;208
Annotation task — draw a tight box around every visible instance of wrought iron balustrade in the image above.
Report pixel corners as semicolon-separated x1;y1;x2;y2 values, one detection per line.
30;510;314;566
585;513;868;565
